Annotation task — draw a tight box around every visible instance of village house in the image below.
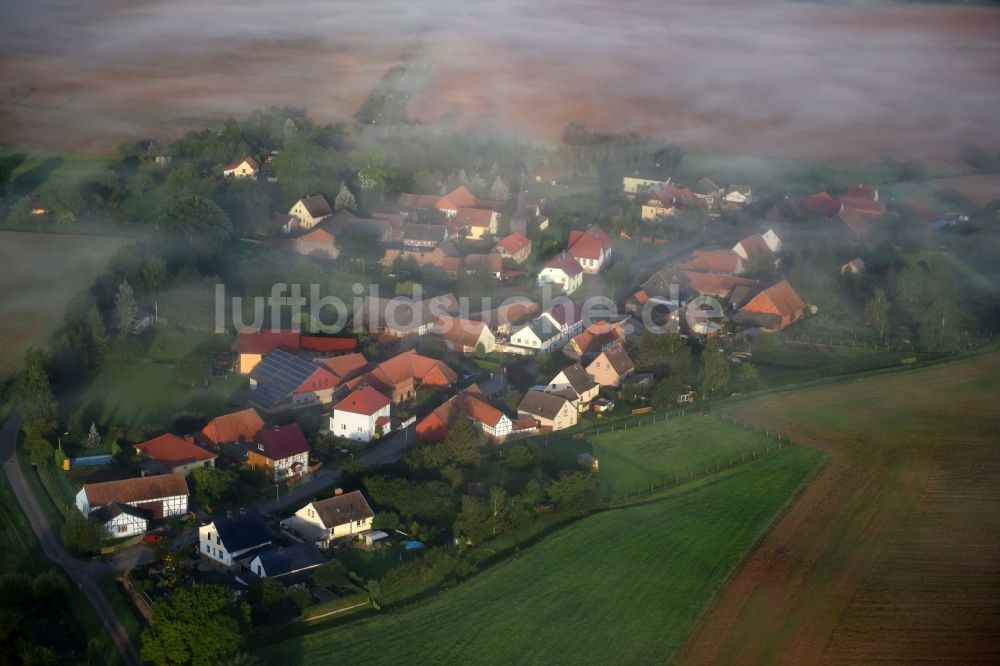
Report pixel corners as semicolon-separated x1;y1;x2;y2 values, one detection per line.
841;257;866;275
682;249;745;275
401;223;449;251
641;197;679;221
840;184;886;217
623;175;670;196
292;225;338;259
433;316;497;354
564;320;626;361
314;352;370;385
397;193;442;213
689;177;723;208
493;231;532;264
247;423;311;482
435;186;478;216
288;194;334;229
838;208;880;242
735;280;806;331
472;297;540;336
330;384;392;442
538;252;584;294
352;293;459;339
722;184;753;210
416;387;523;443
281;490;375;548
199;514;271;568
348;349;457;404
249;349;339;413
237;329;357;374
586;347;636;387
517;390;578;432
732;229;782;260
450;207;498;239
248;543;326;580
222;156;260;179
802;191;842;217
197;408;265;451
567;225;613;273
133;433;217;476
544;364;600;411
507;315;563;355
77;474;189;537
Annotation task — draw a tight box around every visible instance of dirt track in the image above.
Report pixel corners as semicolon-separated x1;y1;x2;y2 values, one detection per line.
1;0;998;164
676;354;1000;664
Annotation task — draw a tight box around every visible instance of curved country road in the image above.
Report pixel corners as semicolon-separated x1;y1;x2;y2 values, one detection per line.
1;410;147;666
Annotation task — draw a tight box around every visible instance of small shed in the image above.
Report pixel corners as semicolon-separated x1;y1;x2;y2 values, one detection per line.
362;531;390;547
593;398;615;414
577;453;599;471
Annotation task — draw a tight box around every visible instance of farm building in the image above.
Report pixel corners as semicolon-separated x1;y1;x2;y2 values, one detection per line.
249;349;339;413
77;474;189;530
133;433;217;476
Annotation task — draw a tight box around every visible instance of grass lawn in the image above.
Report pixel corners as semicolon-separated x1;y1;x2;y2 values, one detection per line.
0;145;111;197
0;470;45;572
0;230;127;378
64;327;247;432
542;413;785;500
260;446;823;665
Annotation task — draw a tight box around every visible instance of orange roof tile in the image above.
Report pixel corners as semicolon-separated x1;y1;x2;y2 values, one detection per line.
334;385;392;415
199;408;265;447
134;434;217;466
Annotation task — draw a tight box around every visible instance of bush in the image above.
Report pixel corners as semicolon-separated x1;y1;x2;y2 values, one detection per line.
61;512;105;555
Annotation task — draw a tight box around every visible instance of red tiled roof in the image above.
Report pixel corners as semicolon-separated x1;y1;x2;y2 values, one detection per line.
239;330;302;355
736;234;773;256
224;156;259;172
845;184;878;201
683;271;760;298
316;353;369;381
464;395;506;428
335;385;391;415
840;196;886;216
83;474;189;507
546;252;584;276
838;208;878;239
368;350;457;389
300;336;357;353
255;423;310;460
567;226;612;260
495;232;531;255
298;226;335;245
398;193;441;210
742;280;805;321
199;408;265;447
802;191;841;217
435;316;488;350
453;207;495;228
134;434;217;466
437;186;477;210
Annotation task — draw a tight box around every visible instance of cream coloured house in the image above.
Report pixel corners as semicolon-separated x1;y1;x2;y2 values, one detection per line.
586;347;635;388
517;390;577;432
222;156;259;178
289;195;333;229
537;253;584;294
281;491;375;548
623;175;669;196
544;364;600;412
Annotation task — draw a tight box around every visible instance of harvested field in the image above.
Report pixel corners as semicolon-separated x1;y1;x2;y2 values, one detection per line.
923;173;1000;208
1;1;999;164
0;231;126;377
676;353;1000;665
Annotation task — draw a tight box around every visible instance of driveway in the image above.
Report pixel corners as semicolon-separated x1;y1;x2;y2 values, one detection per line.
0;410;143;666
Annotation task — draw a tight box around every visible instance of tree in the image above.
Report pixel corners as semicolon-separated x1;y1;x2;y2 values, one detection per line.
738;362;758;383
190;467;238;508
918;297;962;353
86;423;101;449
487;487;511;537
636;331;691;379
371;511;400;531
25;437;54;467
156;194;232;265
6;196;34;228
866;287;890;346
39;181;85;223
453;496;490;544
743;251;777;281
141;583;250;666
652;374;684;408
61;513;104;555
502;443;534;469
443;417;481;467
143;256;167;295
334;182;357;212
19;349;56;437
547;471;601;517
699;342;731;395
114;280;138;336
334;227;382;271
489;176;510;202
86;305;109;359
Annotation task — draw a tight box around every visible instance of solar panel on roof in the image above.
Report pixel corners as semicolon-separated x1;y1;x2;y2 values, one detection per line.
249;349;321;407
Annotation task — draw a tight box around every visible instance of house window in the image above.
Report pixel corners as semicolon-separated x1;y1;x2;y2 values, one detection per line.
216;536;221;545
118;525;127;534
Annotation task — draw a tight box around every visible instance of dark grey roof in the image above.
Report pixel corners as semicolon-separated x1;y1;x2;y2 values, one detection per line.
311;490;374;528
254;542;326;578
211;514;272;553
518;390;571;420
559;364;597;394
249;349;322;408
329;216;392;241
91;501;152;524
402;223;447;243
298;195;333;218
621;372;653;386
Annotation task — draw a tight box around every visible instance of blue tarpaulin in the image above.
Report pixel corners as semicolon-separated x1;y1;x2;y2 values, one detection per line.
403;540;425;551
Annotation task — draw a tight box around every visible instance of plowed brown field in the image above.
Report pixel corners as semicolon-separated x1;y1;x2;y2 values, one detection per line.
677;353;1000;664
